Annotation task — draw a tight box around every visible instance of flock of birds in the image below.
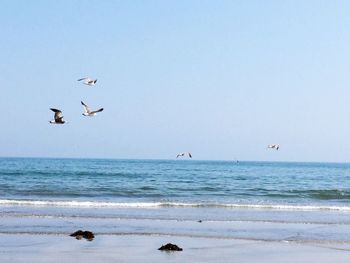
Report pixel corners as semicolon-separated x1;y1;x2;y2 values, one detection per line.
176;152;192;159
49;77;280;159
49;77;103;124
175;145;279;160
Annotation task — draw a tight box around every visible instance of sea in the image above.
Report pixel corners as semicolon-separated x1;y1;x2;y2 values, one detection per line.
1;157;350;243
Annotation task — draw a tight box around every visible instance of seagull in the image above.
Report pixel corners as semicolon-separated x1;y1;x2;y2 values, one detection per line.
176;152;192;158
77;77;97;86
81;101;104;117
49;108;66;124
268;144;280;150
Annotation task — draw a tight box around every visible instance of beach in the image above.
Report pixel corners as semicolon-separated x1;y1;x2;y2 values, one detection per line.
1;227;350;263
1;204;350;262
1;158;350;262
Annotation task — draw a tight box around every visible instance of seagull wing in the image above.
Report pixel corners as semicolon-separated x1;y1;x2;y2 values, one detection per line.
81;101;91;113
50;108;61;113
90;108;104;114
188;153;192;158
77;77;88;81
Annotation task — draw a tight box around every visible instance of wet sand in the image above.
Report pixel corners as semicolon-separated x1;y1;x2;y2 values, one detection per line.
0;234;350;263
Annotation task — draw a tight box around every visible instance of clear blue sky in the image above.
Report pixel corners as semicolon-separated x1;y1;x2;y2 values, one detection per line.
1;0;350;162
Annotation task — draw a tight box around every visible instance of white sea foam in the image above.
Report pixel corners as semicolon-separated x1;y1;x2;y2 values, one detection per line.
0;199;162;208
1;199;350;211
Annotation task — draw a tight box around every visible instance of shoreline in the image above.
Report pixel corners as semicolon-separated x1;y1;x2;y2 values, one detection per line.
1;158;350;262
1;205;350;243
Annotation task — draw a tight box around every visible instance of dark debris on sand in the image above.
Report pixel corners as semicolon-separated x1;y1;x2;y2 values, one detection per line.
70;230;95;241
158;243;183;251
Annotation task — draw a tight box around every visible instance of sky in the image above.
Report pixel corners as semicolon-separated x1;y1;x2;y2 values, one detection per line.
1;0;350;162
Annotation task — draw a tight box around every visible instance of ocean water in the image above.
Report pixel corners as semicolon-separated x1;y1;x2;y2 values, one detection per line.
1;158;350;242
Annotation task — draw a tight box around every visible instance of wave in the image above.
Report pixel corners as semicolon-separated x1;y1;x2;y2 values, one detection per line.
1;199;350;211
287;189;350;200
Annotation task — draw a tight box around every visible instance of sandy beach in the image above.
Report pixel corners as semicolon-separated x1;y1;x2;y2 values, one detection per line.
1;204;350;263
1;233;350;263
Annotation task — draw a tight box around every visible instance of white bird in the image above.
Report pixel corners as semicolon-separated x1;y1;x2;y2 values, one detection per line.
49;108;66;124
77;77;97;86
81;101;104;117
268;144;280;150
176;152;192;158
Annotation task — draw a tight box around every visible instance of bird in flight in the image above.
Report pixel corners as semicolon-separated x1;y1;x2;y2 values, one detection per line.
267;144;280;150
77;77;97;86
81;101;104;117
176;152;192;158
49;108;66;124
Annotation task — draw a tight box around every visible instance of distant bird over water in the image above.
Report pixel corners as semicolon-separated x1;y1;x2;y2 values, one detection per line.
77;77;97;86
49;108;66;124
268;144;280;150
81;101;104;117
176;152;192;158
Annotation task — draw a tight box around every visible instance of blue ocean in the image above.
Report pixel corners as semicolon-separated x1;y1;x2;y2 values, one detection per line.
1;158;350;242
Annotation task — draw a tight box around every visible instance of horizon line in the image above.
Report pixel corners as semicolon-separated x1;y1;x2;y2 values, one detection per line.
0;156;349;164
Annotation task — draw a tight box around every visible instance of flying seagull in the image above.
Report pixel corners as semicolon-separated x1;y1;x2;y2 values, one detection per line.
77;77;97;86
49;108;66;124
81;101;104;117
268;144;280;150
176;152;192;158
